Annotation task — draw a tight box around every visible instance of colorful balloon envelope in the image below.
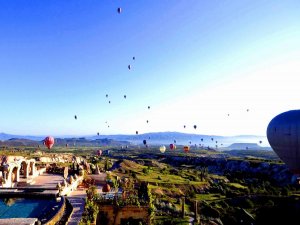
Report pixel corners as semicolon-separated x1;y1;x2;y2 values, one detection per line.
159;145;166;153
183;146;190;153
97;149;102;156
169;143;176;150
44;136;55;149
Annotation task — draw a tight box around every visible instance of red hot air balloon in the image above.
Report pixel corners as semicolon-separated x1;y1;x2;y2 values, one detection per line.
44;136;54;149
170;143;175;150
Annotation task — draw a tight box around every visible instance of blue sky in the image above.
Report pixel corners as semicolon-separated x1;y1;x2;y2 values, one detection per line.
0;0;300;136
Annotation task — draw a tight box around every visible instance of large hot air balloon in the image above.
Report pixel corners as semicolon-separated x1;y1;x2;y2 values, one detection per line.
44;136;54;149
267;110;300;174
183;146;190;153
159;145;166;153
169;143;176;150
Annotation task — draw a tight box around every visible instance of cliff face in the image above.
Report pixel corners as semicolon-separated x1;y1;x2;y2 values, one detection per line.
159;155;293;185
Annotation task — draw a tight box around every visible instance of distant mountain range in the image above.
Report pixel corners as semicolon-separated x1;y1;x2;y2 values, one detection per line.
0;132;270;149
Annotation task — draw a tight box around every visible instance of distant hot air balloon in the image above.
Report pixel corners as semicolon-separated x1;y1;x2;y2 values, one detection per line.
97;132;100;136
74;115;77;120
194;125;197;129
267;110;300;175
159;145;166;153
128;65;131;70
184;125;186;129
170;143;175;150
247;109;250;112
109;101;111;104
133;56;135;60
143;140;147;145
174;140;177;143
201;138;203;142
97;149;102;156
183;146;190;153
117;7;122;14
106;94;108;98
211;138;214;141
44;136;55;149
227;114;230;116
148;106;150;110
189;141;192;144
136;131;138;135
146;120;149;123
102;183;111;192
124;95;126;99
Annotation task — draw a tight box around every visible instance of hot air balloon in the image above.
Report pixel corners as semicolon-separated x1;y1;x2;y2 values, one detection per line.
74;115;77;120
97;132;100;136
44;136;55;149
146;120;149;123
136;131;138;135
184;125;186;129
183;146;190;153
124;95;126;99
211;138;214;141
148;106;150;110
109;101;111;104
227;114;230;116
102;183;111;192
174;140;177;143
194;125;197;129
201;138;203;142
106;94;108;98
267;110;300;175
159;145;166;153
170;143;175;150
259;140;262;144
128;65;131;70
97;149;102;156
117;7;122;14
143;140;147;145
247;109;250;112
133;56;135;60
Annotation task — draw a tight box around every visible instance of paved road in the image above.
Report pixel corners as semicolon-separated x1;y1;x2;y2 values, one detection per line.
67;188;86;225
